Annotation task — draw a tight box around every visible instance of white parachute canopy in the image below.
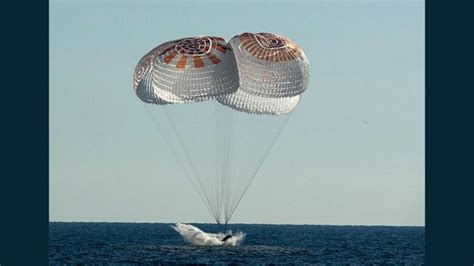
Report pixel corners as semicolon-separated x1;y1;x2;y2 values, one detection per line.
134;33;310;224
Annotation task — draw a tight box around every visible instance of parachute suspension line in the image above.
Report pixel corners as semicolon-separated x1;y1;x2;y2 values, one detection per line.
143;105;216;220
166;106;222;224
214;102;234;224
215;104;230;224
162;107;221;224
223;108;236;224
226;113;292;224
215;104;227;224
167;106;221;224
143;105;218;221
216;106;224;224
214;104;221;223
215;104;224;224
221;105;235;224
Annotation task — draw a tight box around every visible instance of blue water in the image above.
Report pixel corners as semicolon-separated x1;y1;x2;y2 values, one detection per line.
49;222;424;264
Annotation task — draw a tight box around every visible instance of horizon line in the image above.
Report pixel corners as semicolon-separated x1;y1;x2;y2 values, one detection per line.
49;220;425;227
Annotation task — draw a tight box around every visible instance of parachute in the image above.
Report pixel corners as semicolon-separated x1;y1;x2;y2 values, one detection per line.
133;33;310;224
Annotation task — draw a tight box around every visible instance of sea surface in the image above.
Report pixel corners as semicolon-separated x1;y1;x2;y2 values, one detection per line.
49;222;424;264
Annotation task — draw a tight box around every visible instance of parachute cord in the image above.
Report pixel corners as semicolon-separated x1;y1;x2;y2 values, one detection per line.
143;105;218;221
216;105;228;225
219;105;231;224
223;109;235;224
163;107;220;223
215;103;224;224
226;113;292;224
162;107;221;224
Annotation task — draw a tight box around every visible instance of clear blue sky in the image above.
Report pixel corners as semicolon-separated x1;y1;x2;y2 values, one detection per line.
50;0;424;225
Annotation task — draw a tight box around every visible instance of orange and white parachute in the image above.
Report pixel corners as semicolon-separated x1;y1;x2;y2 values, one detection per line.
134;33;309;114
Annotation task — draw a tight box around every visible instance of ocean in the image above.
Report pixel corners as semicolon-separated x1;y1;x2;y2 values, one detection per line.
49;222;424;264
